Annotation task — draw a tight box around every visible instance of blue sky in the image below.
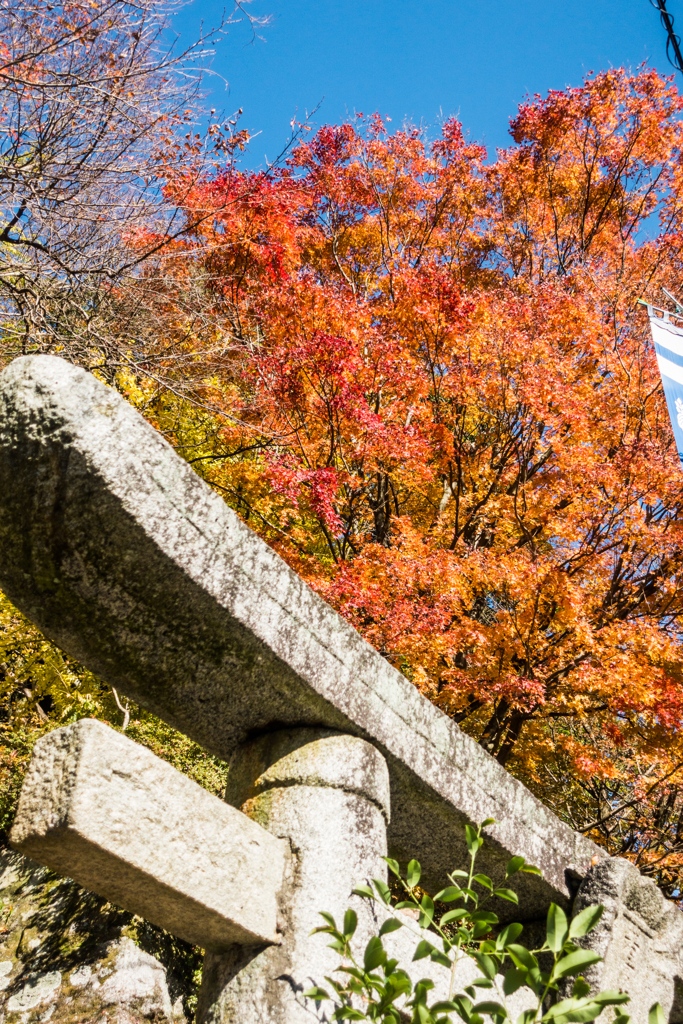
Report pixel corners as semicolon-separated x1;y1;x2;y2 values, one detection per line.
172;0;680;168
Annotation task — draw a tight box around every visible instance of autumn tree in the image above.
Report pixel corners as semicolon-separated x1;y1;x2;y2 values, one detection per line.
0;0;257;840
115;70;683;896
0;0;261;366
4;58;683;896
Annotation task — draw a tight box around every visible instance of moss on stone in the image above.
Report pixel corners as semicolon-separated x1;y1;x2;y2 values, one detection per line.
0;847;203;1024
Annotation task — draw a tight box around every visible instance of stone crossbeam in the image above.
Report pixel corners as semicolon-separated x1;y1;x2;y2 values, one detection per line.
10;719;287;950
0;355;602;918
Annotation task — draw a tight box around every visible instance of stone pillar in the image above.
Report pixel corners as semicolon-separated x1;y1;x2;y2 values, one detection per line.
568;857;683;1024
197;729;390;1024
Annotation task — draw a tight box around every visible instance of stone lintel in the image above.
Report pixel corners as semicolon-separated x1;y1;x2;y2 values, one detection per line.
0;355;604;919
10;720;287;951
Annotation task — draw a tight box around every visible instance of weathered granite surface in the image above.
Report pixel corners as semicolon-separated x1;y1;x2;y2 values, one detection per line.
10;720;287;951
0;846;196;1024
569;858;683;1024
199;730;391;1024
0;354;602;918
210;729;536;1024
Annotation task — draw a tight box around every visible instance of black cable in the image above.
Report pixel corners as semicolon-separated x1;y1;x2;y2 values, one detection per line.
651;0;683;73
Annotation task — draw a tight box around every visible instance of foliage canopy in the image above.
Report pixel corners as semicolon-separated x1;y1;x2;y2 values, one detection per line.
129;67;683;895
5;62;683;896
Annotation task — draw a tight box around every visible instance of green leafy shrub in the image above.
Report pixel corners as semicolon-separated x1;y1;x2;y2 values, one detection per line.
306;820;662;1024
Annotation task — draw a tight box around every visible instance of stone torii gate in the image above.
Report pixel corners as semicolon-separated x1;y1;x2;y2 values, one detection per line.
1;354;682;1024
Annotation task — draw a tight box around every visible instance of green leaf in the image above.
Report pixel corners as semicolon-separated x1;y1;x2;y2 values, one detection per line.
507;944;538;971
338;966;365;981
552;949;601;980
481;817;497;827
333;1009;367;1021
498;922;524;947
569;905;603;939
343;909;358;938
547;904;569;953
614;1016;631;1024
590;993;630;1007
324;975;344;990
494;888;519;904
303;987;330;1000
318;911;337;928
546;995;628;1023
453;995;475;1015
352;884;374;899
526;966;544;998
379;917;404;936
649;1005;665;1024
544;997;607;1023
372;879;392;904
389;969;412;987
472;952;496;980
386;972;412;998
517;1009;538;1024
473;874;494;890
441;908;468;925
435;886;462;902
384;857;401;876
364;936;387;972
506;856;526;878
545;1003;604;1024
503;968;528;995
419;895;435;927
413;939;435;961
544;998;585;1019
413;979;436;996
521;865;541;876
572;978;590;999
432;1002;460;1014
466;824;484;856
472;911;498;924
407;859;422;887
416;1004;435;1024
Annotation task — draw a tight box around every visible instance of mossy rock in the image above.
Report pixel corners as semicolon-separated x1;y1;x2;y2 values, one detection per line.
0;847;203;1024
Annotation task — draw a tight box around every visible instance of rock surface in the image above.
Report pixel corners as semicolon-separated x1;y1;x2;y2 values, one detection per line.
570;857;683;1024
0;846;198;1024
10;719;288;950
0;354;602;919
